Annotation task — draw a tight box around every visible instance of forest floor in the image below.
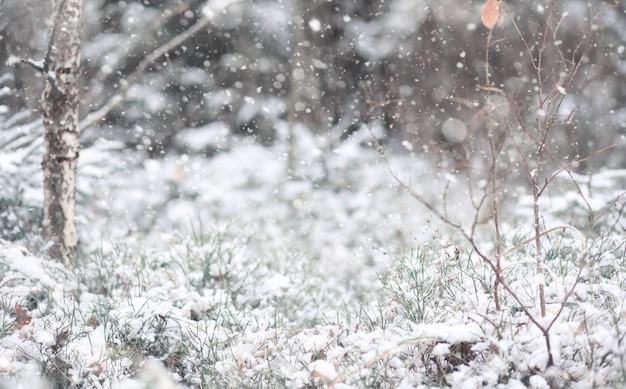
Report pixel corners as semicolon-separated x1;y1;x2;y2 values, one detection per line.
1;125;625;388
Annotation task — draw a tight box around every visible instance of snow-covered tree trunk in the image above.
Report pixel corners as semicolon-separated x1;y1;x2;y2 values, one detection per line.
42;0;83;267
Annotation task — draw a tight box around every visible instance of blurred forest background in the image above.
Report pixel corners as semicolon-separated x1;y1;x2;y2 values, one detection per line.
1;0;625;165
2;3;626;387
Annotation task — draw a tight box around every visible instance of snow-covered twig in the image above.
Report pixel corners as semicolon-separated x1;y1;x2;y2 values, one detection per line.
5;56;45;73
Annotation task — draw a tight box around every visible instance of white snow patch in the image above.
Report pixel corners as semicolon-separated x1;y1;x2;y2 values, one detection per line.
310;359;337;380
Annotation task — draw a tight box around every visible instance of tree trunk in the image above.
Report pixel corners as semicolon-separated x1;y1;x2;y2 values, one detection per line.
286;0;305;177
42;0;83;267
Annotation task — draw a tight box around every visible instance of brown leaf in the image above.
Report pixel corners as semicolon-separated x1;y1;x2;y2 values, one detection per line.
88;315;98;328
14;303;32;330
89;362;103;377
55;331;69;350
481;0;500;30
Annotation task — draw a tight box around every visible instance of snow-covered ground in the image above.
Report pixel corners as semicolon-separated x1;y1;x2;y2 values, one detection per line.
0;122;625;388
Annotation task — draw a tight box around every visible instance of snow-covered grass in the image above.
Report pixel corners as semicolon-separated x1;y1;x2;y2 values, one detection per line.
1;122;625;388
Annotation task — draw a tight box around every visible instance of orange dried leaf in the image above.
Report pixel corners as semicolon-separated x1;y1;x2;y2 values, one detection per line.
14;304;32;330
481;0;500;30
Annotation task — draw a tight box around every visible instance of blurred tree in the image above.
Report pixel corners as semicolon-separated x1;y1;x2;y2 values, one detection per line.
1;0;624;166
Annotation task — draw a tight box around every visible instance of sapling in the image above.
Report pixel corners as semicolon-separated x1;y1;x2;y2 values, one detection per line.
368;0;619;370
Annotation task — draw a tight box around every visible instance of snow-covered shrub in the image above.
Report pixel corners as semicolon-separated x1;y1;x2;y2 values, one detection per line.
382;246;465;323
0;77;133;247
0;135;624;388
0;80;44;242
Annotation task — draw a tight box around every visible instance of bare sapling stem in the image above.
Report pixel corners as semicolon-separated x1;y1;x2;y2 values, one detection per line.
488;133;502;312
483;11;503;312
532;133;547;317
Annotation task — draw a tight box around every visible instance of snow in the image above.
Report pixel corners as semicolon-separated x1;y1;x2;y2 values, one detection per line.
1;3;626;384
0;126;611;388
441;118;468;143
4;55;22;67
202;0;243;19
310;359;337;380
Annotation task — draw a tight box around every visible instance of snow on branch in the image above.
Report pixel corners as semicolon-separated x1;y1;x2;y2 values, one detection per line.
201;0;243;18
5;55;45;72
